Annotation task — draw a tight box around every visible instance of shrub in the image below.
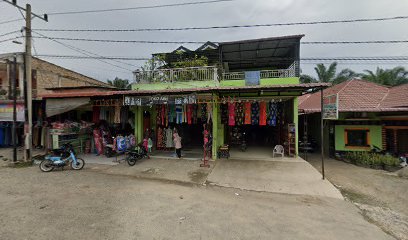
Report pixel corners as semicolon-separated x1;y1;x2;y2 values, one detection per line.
343;151;400;168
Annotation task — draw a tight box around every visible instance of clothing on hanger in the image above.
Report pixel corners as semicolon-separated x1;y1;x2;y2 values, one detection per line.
251;102;260;125
220;103;228;124
228;102;236;126
259;101;267;126
244;102;251;125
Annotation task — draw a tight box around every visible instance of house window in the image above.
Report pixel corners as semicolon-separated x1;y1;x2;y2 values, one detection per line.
345;129;370;147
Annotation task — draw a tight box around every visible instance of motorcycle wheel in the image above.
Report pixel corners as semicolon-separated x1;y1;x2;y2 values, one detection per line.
126;155;137;166
71;158;85;170
39;160;54;172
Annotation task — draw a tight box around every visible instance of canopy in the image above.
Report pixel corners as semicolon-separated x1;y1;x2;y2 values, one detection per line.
46;97;90;117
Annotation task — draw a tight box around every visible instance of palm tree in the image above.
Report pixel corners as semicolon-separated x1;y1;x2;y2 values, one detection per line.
107;77;131;89
300;62;359;84
362;66;408;86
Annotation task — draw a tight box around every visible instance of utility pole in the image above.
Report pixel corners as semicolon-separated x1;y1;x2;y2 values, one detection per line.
3;0;48;162
8;56;18;162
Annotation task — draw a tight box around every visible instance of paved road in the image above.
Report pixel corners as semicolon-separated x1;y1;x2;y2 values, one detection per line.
0;166;393;240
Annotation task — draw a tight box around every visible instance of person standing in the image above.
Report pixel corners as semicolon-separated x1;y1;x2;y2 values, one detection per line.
173;128;182;158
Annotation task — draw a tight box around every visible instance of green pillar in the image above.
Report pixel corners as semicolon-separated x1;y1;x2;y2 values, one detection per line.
134;106;143;143
212;98;219;160
293;97;299;156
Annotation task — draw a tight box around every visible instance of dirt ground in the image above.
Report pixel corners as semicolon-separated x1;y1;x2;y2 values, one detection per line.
0;165;393;240
306;154;408;240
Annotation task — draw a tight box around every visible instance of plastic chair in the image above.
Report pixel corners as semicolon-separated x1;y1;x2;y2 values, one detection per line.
273;145;284;158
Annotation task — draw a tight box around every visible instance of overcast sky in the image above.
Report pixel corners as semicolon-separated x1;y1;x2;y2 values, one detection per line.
1;0;408;82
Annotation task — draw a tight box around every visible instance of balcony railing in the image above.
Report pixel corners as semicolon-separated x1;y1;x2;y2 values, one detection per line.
134;66;218;83
222;62;297;80
133;62;298;83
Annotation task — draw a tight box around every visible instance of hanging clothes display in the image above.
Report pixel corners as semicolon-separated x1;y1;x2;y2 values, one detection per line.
156;105;162;125
99;108;107;120
220;103;228;124
207;102;212;124
114;105;121;124
267;101;277;126
228;102;236;126
168;105;175;123
251;102;260;125
92;106;100;123
244;102;251;125
259;101;267;126
176;105;183;124
201;103;207;123
183;105;187;123
235;102;244;125
187;104;193;124
193;104;198;124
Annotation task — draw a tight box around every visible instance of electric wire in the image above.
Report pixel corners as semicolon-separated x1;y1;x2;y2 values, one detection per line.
0;36;22;44
0;18;23;25
30;36;408;45
31;31;136;72
47;0;235;16
33;15;408;32
0;30;21;38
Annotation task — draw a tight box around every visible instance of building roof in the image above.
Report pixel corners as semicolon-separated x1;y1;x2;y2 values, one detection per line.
299;79;408;113
40;83;329;99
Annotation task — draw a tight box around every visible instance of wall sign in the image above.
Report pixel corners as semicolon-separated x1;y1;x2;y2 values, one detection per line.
245;71;260;86
323;94;339;120
0;103;25;122
124;94;197;106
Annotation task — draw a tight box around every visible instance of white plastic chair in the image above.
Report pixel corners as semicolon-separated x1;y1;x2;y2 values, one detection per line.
273;145;284;158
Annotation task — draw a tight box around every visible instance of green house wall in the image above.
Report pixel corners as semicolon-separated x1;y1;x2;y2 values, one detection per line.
335;125;382;151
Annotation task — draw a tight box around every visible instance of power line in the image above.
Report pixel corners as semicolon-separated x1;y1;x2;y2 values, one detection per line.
0;30;21;38
33;15;408;32
0;18;23;25
31;31;136;71
47;0;235;16
34;54;149;60
31;36;408;45
32;36;207;44
0;36;22;44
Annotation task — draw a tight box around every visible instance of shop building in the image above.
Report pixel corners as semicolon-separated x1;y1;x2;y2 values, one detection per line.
299;79;408;157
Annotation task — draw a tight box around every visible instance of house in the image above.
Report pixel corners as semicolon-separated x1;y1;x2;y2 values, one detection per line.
0;52;111;147
298;79;408;156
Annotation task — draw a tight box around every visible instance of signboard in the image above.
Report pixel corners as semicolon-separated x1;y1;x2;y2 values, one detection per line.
124;94;197;106
323;94;338;119
245;71;260;86
0;103;25;122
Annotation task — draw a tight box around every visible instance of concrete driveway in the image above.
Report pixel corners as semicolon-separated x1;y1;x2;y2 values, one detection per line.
207;157;343;199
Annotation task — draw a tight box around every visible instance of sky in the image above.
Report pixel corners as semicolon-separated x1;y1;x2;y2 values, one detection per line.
1;0;408;82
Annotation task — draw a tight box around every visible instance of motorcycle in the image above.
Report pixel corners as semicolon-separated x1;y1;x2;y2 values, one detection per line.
126;142;149;166
39;143;85;172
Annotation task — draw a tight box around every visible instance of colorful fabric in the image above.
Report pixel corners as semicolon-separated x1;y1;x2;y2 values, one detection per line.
259;101;267;126
220;103;228;124
114;105;121;124
193;104;198;124
228;102;236;126
187;104;193;124
201;104;207;123
168;105;175;123
117;136;127;152
251;102;259;125
235;102;244;125
267;101;277;126
175;105;183;124
244;102;251;125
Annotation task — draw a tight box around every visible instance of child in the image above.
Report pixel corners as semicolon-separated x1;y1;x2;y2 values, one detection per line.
173;128;182;158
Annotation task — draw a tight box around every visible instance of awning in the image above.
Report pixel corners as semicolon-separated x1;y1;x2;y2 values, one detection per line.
46;97;90;117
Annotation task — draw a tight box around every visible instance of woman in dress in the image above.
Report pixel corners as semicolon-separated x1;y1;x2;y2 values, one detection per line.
173;128;182;158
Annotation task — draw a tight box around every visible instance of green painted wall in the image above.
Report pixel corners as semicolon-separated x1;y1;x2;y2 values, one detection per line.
335;125;382;151
133;81;217;90
132;77;300;90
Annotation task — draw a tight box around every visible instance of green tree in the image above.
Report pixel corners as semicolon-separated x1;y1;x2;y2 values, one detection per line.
362;66;408;86
300;62;359;84
107;77;131;89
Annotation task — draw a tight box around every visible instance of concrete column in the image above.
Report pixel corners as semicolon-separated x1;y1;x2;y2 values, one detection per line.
212;97;218;160
293;97;299;156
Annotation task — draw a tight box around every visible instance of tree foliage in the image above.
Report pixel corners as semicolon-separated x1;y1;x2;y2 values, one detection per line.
107;77;131;89
361;66;408;86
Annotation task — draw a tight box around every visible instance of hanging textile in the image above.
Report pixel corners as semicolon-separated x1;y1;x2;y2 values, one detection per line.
92;106;100;123
220;103;228;124
235;102;244;125
183;105;187;123
156;105;162;125
99;107;107;121
193;104;198;124
251;102;259;125
168;105;175;123
175;105;183;124
228;102;236;126
201;103;207;123
267;101;277;126
165;128;174;147
244;102;251;125
187;104;193;125
207;102;213;124
161;105;166;126
114;105;121;124
259;101;267;126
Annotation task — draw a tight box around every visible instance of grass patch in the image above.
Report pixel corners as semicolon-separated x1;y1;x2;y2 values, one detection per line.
10;161;33;168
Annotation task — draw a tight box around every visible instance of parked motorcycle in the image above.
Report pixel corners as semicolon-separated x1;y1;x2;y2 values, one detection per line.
126;143;149;166
39;143;85;172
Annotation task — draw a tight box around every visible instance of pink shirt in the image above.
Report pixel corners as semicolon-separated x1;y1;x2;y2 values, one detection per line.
173;133;182;149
